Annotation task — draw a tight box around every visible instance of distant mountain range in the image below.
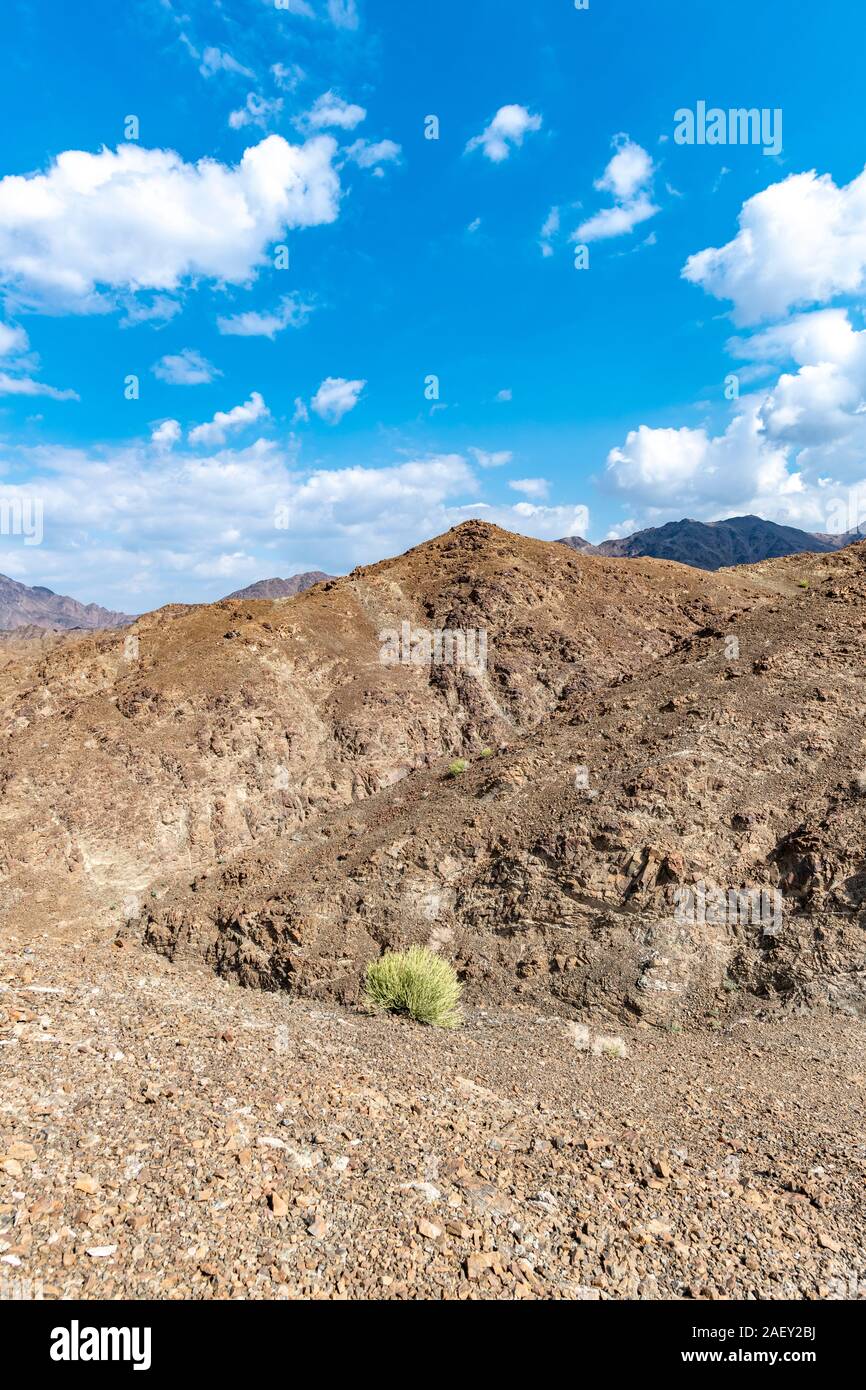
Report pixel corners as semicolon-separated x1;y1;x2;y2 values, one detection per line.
224;572;334;600
3;518;861;632
0;573;134;633
559;515;865;570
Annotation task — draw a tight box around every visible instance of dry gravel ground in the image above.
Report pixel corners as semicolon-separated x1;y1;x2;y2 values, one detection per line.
1;933;864;1302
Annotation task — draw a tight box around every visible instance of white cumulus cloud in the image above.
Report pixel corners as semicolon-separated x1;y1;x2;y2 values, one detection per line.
189;391;270;446
0;136;341;314
151;419;182;451
683;165;866;326
152;350;220;386
303;92;366;131
575;135;658;243
310;376;366;423
509;477;550;499
605;412;793;511
343;139;401;171
1;436;592;611
466;105;542;163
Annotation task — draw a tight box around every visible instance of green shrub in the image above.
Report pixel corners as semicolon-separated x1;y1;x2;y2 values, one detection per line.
797;580;809;589
448;758;467;777
364;946;462;1028
480;747;494;758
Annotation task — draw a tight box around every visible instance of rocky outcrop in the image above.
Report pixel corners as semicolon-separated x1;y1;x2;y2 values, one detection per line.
3;521;865;1025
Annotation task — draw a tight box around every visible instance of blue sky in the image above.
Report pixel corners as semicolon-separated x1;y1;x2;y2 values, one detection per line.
2;0;866;611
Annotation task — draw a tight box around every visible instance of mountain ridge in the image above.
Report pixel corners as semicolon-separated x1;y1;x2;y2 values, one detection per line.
0;572;135;632
223;571;335;600
559;514;864;570
7;515;863;626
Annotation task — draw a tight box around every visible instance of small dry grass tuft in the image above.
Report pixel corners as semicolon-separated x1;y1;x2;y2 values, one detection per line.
364;946;462;1028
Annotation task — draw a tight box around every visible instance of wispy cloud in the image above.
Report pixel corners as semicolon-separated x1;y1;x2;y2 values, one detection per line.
0;320;78;399
217;294;315;339
152;350;220;386
469;447;512;469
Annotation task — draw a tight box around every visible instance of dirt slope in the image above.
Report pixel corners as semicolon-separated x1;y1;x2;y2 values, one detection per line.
0;522;757;941
131;537;866;1026
4;521;865;1026
1;933;863;1301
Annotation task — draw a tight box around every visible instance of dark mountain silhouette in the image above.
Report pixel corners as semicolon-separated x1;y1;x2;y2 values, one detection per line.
558;515;852;570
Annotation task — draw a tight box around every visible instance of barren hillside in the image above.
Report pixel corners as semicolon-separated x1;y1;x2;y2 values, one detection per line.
2;523;866;1304
133;534;866;1027
2;520;864;1028
0;521;758;941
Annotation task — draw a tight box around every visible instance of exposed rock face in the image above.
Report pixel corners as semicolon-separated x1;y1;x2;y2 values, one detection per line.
1;524;733;936
4;520;865;1024
558;515;845;571
224;572;334;600
0;572;134;631
130;528;866;1024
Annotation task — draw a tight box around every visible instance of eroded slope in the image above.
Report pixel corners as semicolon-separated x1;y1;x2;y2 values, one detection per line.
0;522;759;937
132;535;866;1023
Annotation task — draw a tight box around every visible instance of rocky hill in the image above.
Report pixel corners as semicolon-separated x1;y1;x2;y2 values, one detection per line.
130;533;866;1028
2;520;866;1304
0;524;733;940
2;519;864;1028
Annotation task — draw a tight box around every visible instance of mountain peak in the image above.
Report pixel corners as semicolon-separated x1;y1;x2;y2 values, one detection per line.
558;515;847;571
223;571;335;601
0;572;135;632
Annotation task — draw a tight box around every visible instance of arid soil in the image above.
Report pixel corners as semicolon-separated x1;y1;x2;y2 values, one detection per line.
1;521;762;943
131;527;866;1028
1;522;864;1300
1;934;863;1301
